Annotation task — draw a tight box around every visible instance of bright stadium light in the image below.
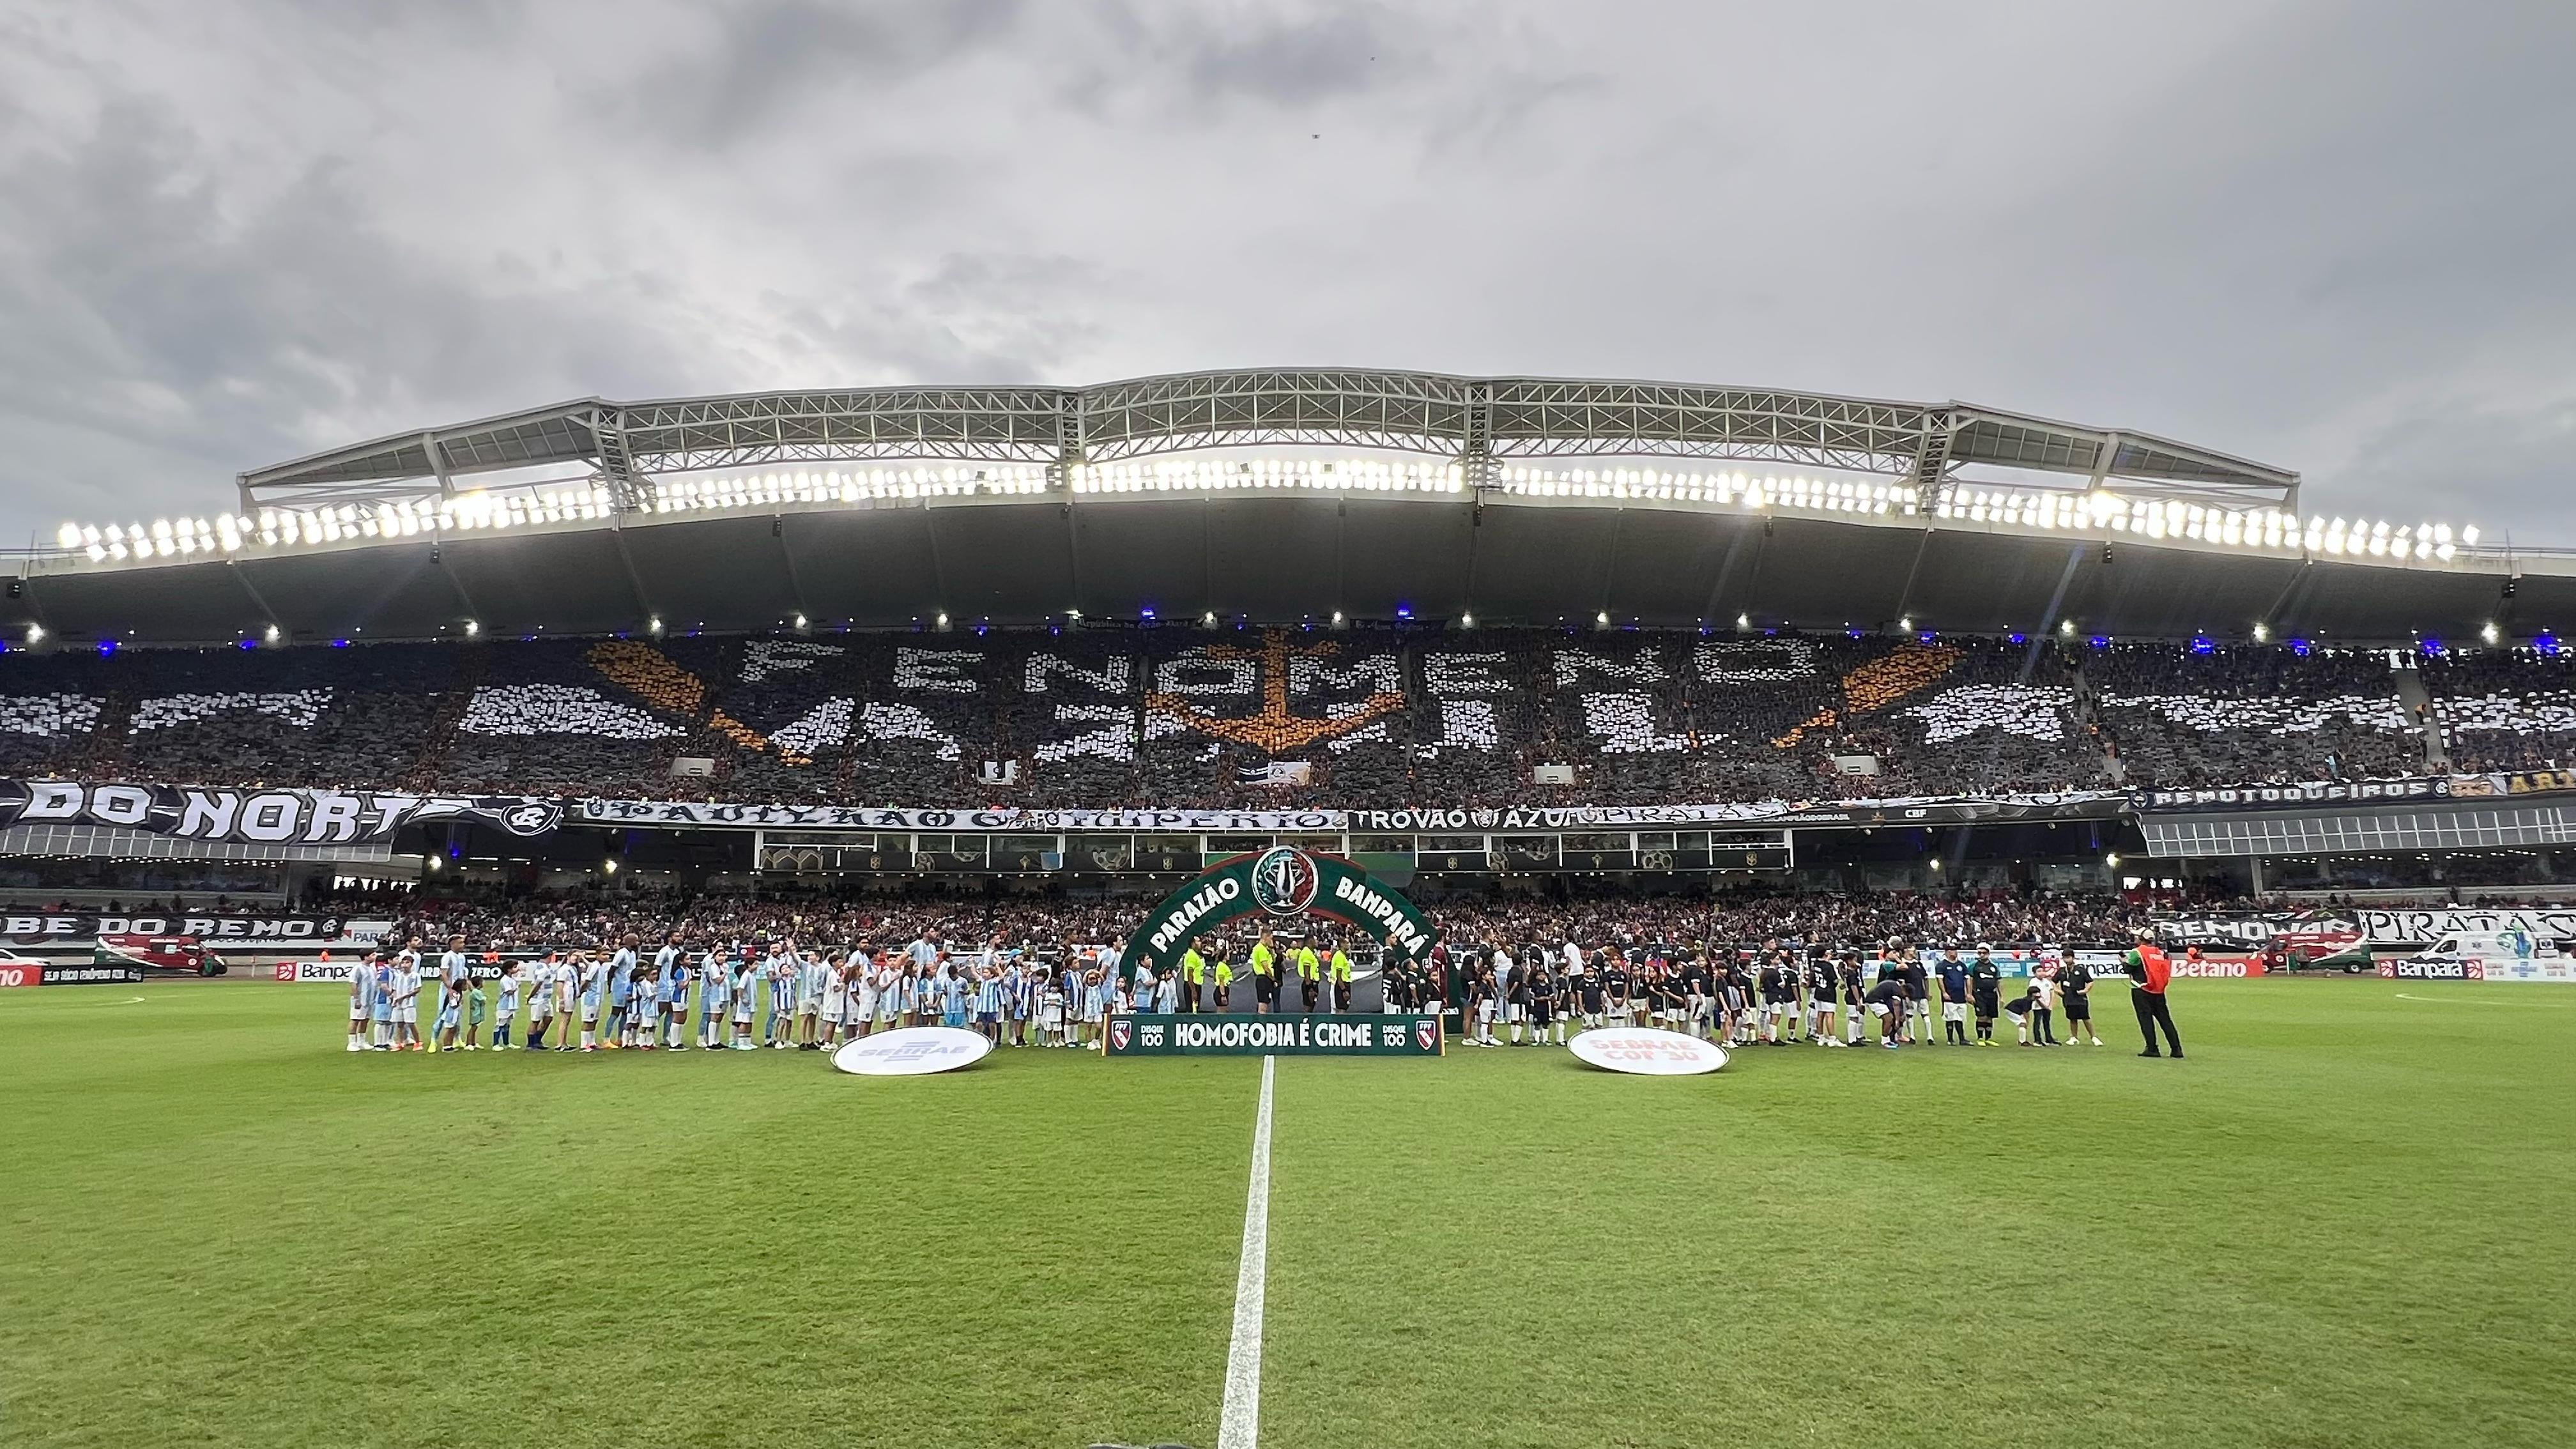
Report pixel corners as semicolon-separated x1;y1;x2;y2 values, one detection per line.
2481;622;2501;645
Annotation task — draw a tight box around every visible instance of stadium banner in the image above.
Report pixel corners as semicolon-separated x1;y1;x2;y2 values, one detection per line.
1103;1012;1444;1057
2354;908;2576;949
1341;794;2126;831
1123;846;1436;976
2496;768;2576;797
0;912;393;947
2153;909;2362;952
577;792;2125;833
2131;778;2455;813
0;780;560;846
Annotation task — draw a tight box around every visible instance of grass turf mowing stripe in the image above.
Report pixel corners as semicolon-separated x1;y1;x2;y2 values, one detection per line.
1218;1054;1277;1449
1254;979;2576;1449
0;983;1254;1449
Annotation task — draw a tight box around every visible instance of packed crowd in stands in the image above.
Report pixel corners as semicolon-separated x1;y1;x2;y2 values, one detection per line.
2419;648;2576;775
2085;643;2430;789
1;627;2558;805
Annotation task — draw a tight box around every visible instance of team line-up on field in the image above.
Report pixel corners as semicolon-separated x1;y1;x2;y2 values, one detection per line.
343;926;2190;1059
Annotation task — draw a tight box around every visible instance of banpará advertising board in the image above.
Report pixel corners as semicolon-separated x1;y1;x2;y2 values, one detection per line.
1104;1013;1444;1057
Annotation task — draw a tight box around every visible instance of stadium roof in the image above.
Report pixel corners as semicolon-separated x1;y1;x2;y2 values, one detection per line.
12;369;2563;650
234;369;2304;514
12;483;2561;650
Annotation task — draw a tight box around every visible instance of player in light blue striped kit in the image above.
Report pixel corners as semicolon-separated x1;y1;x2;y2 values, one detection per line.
604;935;638;1049
697;948;731;1049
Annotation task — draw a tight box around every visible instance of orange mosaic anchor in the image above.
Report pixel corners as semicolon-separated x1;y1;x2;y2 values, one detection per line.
1147;629;1407;754
1769;643;1959;749
588;640;808;765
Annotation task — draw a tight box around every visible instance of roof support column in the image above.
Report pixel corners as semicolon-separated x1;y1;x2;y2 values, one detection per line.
590;407;658;513
1910;412;1962;512
422;433;456;498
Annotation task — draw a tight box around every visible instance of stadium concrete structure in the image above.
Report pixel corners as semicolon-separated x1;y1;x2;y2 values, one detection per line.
7;369;2571;881
11;367;2566;647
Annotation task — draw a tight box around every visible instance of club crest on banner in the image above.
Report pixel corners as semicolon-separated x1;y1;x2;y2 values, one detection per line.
1414;1016;1441;1052
1108;1019;1134;1051
1251;845;1321;916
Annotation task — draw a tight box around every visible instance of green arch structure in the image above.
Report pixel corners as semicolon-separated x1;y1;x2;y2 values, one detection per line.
1124;846;1439;976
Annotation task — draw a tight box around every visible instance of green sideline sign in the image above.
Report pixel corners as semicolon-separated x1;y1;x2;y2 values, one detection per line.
1104;1012;1445;1057
1124;844;1439;976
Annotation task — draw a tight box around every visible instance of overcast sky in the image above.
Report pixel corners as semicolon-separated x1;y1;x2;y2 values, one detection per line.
2;0;2570;549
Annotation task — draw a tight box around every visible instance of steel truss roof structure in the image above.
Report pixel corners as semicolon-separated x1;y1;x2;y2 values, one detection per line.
238;369;2301;516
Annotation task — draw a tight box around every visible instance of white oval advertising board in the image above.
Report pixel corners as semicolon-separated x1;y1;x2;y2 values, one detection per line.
831;1026;994;1077
1569;1027;1728;1076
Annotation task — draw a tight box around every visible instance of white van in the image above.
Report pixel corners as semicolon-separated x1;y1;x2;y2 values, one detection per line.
2411;929;2576;983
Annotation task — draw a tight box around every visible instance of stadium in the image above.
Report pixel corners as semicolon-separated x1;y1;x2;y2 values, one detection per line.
6;368;2572;1449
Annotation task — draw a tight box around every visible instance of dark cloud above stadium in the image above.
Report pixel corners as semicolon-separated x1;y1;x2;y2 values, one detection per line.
1;0;2570;548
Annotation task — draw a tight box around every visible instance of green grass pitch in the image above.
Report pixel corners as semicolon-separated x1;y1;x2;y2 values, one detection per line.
4;978;2570;1448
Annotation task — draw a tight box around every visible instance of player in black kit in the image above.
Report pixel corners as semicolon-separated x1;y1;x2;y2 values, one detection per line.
1804;951;1843;1047
1761;949;1798;1045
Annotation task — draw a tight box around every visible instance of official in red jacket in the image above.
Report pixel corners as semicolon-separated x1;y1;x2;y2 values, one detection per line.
2122;930;2184;1059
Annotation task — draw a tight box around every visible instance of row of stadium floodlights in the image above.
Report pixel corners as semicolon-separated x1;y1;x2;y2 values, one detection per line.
58;457;2476;565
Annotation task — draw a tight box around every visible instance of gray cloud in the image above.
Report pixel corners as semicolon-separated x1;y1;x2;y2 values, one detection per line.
624;0;1031;149
0;0;2570;552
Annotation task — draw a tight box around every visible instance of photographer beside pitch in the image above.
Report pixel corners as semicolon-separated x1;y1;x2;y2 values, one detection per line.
2122;930;2184;1059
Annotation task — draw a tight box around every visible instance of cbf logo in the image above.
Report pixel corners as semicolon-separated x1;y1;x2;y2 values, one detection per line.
1250;845;1320;917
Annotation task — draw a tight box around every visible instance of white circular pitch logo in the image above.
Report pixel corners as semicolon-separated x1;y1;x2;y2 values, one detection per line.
831;1026;993;1077
1569;1028;1729;1076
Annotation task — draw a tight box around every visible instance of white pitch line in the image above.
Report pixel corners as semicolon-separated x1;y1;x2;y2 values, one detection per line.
2395;991;2574;1006
1217;1054;1276;1449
